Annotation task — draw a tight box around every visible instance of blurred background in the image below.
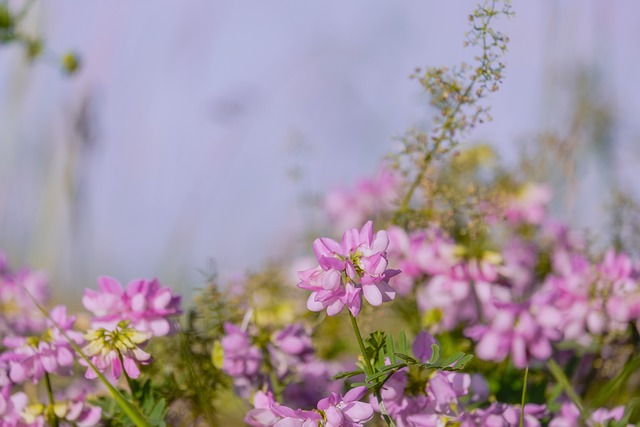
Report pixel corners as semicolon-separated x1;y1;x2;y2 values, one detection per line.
0;1;639;302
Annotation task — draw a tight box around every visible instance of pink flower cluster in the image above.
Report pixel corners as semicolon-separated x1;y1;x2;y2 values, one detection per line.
246;386;374;427
220;321;341;406
324;167;401;230
83;276;182;337
1;306;84;384
549;402;630;427
0;254;49;336
0;255;102;426
79;276;181;381
366;331;547;426
298;221;399;317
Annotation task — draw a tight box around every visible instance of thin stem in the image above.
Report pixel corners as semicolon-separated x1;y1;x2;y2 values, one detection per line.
44;372;60;427
375;388;397;427
348;311;373;375
547;359;584;413
519;365;529;427
399;81;476;212
348;312;396;427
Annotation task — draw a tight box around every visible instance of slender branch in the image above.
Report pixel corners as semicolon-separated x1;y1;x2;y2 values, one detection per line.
44;372;60;427
348;311;373;376
519;365;529;427
348;312;396;427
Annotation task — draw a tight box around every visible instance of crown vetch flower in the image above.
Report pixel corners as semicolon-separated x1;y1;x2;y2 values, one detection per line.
298;221;399;317
246;387;373;427
0;306;83;384
220;322;262;379
0;263;49;336
79;321;151;380
317;386;374;427
83;276;181;337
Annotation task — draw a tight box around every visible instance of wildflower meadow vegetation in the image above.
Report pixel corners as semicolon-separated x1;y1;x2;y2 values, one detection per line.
2;1;640;426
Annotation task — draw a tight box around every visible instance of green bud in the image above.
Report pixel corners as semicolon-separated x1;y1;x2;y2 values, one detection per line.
61;52;80;74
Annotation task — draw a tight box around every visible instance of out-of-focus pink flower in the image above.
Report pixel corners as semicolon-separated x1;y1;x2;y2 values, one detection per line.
220;322;262;378
298;221;399;317
83;276;181;337
325;167;401;230
246;388;372;427
549;402;629;427
0;263;49;336
500;404;546;427
504;183;552;225
0;388;29;427
80;321;151;381
386;226;459;296
465;298;562;368
1;306;83;384
270;324;314;378
17;394;102;427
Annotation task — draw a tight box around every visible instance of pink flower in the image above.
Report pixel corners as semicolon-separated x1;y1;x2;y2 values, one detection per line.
0;265;49;336
80;321;152;380
504;183;552;225
0;388;29;427
1;306;83;384
317;387;374;427
298;221;399;317
465;298;562;368
220;322;262;378
83;276;181;337
324;167;400;229
549;402;629;427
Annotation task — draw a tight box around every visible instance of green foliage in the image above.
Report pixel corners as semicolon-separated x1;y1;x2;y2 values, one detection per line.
92;380;167;427
143;282;237;426
344;330;473;392
394;0;513;227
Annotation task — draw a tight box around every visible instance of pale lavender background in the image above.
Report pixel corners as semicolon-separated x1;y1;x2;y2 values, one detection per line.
0;1;638;299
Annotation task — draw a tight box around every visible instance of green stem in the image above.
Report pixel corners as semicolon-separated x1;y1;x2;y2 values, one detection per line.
547;359;584;413
375;388;397;427
44;372;60;427
347;312;396;427
348;311;373;376
519;365;529;427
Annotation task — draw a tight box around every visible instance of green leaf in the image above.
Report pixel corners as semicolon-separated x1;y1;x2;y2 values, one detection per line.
546;359;584;414
428;344;440;365
386;334;397;364
332;370;363;380
452;354;474;370
380;362;407;372
149;399;166;422
394;353;418;364
591;352;640;408
438;351;465;368
399;331;408;354
350;381;374;389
